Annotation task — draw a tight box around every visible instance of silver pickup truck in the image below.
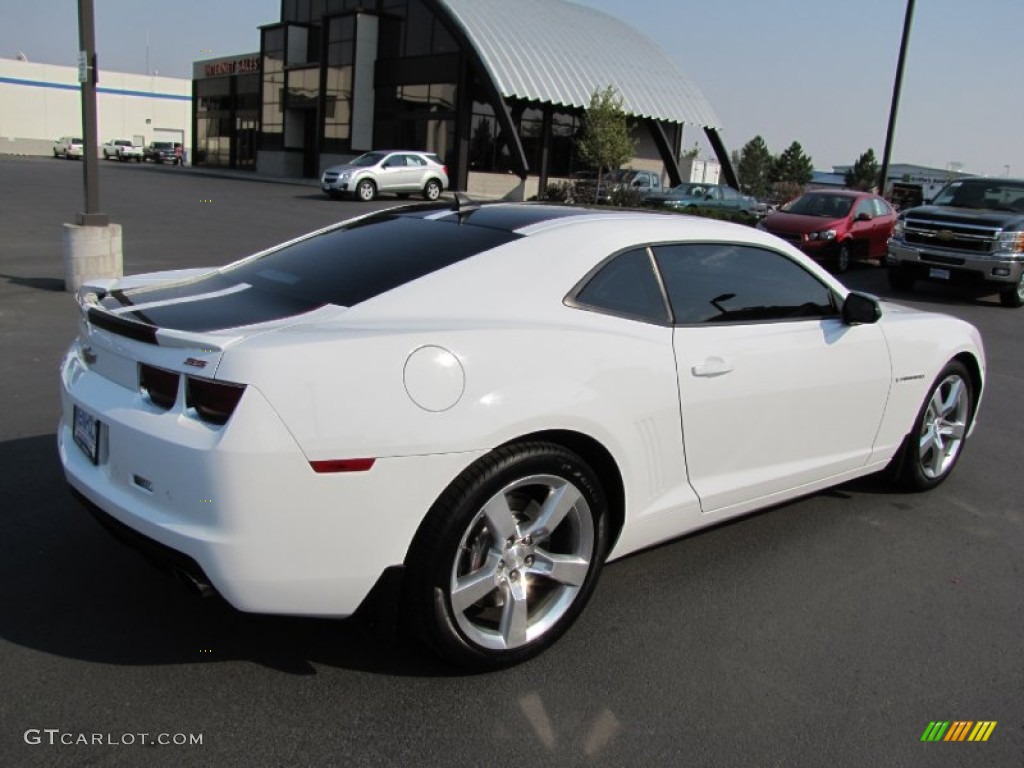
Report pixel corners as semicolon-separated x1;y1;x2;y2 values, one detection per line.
887;176;1024;307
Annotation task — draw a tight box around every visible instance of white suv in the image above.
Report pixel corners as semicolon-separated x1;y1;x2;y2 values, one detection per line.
321;150;448;202
53;137;84;160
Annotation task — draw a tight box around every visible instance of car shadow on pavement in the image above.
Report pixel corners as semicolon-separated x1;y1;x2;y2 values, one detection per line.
840;264;1005;309
0;273;65;292
0;434;468;678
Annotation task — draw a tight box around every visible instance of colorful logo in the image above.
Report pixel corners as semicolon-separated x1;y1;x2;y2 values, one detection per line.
921;721;996;742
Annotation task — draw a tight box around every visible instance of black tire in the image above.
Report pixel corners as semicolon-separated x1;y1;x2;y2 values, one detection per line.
998;273;1024;307
831;242;851;274
888;266;915;292
53;149;59;159
893;360;974;491
405;441;609;670
422;178;442;201
356;179;376;202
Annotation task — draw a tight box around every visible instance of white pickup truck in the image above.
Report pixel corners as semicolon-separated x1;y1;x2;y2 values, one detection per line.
102;139;143;162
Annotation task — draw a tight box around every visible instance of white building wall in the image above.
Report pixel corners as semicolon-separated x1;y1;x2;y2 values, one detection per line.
0;58;191;156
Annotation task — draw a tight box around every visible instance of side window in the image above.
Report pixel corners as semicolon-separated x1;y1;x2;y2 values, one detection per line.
651;175;662;190
573;248;669;324
872;198;891;216
652;243;839;324
855;198;874;217
409;155;426;167
721;187;738;201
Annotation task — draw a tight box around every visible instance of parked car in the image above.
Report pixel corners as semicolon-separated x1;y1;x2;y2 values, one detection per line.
144;141;178;164
321;150;448;201
887;177;1024;307
644;182;760;216
60;202;984;669
102;139;143;162
52;136;84;160
757;189;897;273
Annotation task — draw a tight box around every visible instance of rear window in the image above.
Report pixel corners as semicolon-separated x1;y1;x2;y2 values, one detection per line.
108;213;522;311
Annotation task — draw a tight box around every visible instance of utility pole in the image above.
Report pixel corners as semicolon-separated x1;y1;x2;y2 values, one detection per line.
63;0;122;292
77;0;107;226
878;0;915;196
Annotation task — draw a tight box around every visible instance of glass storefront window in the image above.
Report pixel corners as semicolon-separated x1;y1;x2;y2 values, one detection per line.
286;68;320;109
261;27;287;149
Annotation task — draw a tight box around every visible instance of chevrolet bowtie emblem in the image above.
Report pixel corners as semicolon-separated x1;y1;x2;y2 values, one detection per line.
937;229;955;241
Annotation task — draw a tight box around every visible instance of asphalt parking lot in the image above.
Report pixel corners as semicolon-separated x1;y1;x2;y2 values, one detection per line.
0;155;1021;767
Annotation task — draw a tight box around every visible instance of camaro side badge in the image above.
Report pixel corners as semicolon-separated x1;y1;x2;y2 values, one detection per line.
896;374;925;383
184;357;208;369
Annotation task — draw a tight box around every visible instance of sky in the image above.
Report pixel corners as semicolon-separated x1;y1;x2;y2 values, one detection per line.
2;0;1021;177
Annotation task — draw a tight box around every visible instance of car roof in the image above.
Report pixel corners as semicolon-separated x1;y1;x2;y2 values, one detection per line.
807;189;870;197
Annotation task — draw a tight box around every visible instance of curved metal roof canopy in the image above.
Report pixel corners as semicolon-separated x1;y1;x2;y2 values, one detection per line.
435;0;722;129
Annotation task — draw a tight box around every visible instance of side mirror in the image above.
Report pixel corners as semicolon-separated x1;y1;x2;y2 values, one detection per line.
842;291;882;325
856;212;873;221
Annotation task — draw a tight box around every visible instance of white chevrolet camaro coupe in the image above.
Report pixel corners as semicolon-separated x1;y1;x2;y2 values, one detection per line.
59;202;985;668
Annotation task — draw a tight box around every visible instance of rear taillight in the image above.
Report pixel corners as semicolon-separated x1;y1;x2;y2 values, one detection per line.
139;364;179;410
442;165;448;178
186;376;246;425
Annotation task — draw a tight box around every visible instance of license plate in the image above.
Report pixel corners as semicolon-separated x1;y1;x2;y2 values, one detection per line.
929;267;951;280
73;405;100;464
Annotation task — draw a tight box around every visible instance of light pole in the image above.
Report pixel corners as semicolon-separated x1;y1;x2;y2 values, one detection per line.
63;0;122;292
878;0;916;196
77;0;106;226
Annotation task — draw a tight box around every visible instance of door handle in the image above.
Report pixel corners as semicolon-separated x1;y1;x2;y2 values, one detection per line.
691;356;733;377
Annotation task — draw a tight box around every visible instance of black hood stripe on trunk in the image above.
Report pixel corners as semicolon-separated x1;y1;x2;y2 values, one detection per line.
88;308;158;344
118;287;325;333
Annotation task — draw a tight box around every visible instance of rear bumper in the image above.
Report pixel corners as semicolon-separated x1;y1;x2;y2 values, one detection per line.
887;241;1024;285
59;342;483;617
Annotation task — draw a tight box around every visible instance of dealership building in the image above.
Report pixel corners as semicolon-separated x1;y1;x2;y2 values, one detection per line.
193;0;735;197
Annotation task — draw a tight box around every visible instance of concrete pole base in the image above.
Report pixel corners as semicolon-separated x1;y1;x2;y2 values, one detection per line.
62;222;123;293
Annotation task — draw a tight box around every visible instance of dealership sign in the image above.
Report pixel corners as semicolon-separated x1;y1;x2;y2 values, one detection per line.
193;54;260;80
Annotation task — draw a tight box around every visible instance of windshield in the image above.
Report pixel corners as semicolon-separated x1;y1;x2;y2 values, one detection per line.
115;140;131;146
152;142;173;149
351;151;388;167
783;193;854;218
668;184;708;197
932;179;1024;211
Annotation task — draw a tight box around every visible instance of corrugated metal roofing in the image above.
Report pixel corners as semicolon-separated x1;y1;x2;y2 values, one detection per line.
436;0;722;128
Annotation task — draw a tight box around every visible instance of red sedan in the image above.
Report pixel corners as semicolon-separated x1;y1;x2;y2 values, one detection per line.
757;190;897;273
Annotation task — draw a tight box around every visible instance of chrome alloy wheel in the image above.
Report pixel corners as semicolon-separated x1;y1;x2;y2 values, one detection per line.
449;474;595;651
918;373;970;480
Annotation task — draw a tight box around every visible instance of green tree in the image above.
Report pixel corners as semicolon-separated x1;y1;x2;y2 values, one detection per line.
845;148;879;191
736;135;773;198
771;141;814;186
576;85;636;203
